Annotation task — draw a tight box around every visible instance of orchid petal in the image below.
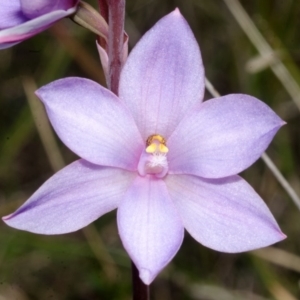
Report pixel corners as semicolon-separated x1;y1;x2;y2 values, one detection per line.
36;77;144;171
3;160;135;234
20;0;76;19
166;174;286;252
0;5;77;49
117;175;184;284
168;94;284;178
0;1;26;29
119;9;204;140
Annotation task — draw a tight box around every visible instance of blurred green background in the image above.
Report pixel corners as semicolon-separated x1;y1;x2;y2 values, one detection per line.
1;0;300;299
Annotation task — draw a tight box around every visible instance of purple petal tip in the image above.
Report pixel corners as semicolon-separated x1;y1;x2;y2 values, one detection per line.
2;214;12;221
173;8;181;15
140;268;153;285
281;120;287;126
281;233;287;240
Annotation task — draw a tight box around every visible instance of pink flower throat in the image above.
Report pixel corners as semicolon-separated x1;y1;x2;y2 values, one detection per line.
137;134;169;178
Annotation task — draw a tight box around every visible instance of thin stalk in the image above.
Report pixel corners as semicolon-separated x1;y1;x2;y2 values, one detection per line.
132;262;150;300
98;0;109;22
107;0;125;93
105;1;150;298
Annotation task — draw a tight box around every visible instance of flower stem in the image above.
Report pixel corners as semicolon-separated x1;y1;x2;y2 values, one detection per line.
107;0;125;94
131;261;150;300
105;1;150;298
98;0;108;22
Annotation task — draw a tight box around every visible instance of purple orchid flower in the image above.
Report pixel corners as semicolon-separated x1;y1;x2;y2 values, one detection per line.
0;0;78;49
3;9;285;284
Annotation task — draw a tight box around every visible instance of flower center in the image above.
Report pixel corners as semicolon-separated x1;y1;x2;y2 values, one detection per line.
138;134;169;178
